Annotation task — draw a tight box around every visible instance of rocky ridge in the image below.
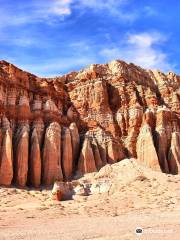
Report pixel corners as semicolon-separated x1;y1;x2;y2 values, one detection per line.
0;59;180;187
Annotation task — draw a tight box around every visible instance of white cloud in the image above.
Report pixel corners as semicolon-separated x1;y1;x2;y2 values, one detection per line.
18;56;96;77
36;0;73;17
0;0;137;28
143;6;157;16
77;0;137;21
0;1;161;29
69;41;91;51
0;0;73;29
53;0;73;15
78;0;123;10
127;32;166;47
100;32;174;72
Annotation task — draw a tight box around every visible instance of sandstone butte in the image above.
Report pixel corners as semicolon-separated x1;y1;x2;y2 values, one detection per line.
0;59;180;188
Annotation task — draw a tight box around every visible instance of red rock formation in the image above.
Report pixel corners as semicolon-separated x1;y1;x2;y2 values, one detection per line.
62;127;73;179
29;128;41;187
0;59;180;187
69;122;80;169
14;124;29;187
168;131;180;174
0;129;13;185
77;138;97;175
137;124;161;171
42;122;63;186
92;139;103;170
107;139;125;164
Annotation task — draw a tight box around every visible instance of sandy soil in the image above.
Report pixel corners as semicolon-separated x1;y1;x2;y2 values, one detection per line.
0;159;180;240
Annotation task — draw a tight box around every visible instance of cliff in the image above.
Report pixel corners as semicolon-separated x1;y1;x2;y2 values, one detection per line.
0;59;180;187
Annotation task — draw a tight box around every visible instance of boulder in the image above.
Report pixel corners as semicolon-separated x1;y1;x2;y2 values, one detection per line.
51;181;74;200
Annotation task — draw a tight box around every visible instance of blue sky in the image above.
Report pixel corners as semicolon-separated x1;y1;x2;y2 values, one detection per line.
0;0;180;77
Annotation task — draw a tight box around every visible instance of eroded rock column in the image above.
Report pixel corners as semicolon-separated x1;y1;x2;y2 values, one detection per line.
42;122;63;186
92;139;103;170
137;124;161;171
77;138;97;175
62;127;73;179
29;128;41;187
69;122;80;169
107;139;125;164
0;118;13;186
155;108;172;173
168;131;180;174
14;123;29;187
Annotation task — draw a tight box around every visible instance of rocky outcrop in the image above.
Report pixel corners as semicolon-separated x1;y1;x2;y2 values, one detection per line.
0;59;180;187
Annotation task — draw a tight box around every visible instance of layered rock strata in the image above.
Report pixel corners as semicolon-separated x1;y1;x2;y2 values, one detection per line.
0;59;180;187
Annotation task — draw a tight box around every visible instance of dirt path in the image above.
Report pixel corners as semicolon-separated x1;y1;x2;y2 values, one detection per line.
0;209;180;240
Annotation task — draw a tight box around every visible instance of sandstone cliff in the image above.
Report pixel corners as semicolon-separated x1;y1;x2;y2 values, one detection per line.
0;59;180;187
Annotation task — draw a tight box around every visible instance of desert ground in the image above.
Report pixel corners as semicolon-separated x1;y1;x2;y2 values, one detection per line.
0;159;180;240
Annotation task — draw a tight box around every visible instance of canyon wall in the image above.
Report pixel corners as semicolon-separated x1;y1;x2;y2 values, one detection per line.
0;59;180;187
